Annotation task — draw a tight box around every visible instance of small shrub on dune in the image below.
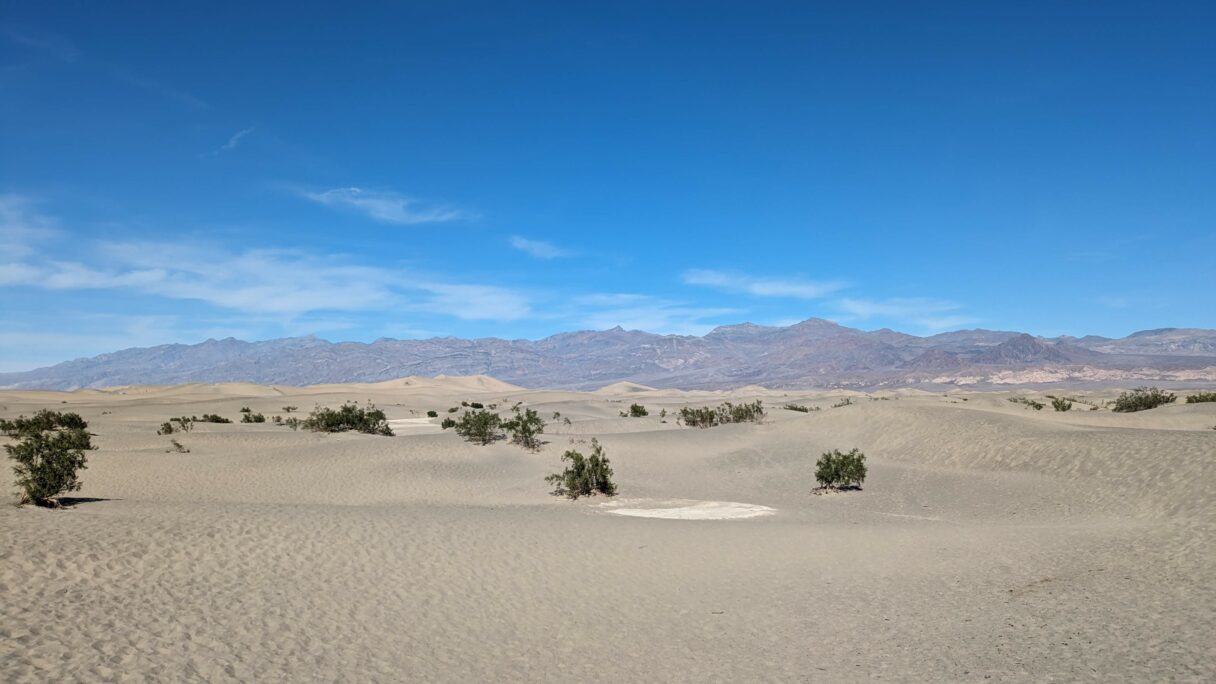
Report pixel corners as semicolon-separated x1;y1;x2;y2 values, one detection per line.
545;438;616;499
239;407;251;414
453;409;502;445
440;417;456;429
1051;397;1072;412
194;414;231;424
1185;392;1216;404
241;412;266;424
678;400;765;428
469;402;485;410
1112;387;1176;413
814;448;867;491
302;403;393;435
503;406;545;450
1;410;95;507
831;397;854;408
426;410;439;418
157;416;194;435
282;405;298;413
622;403;648;418
284;417;301;431
167;438;189;453
783;403;818;413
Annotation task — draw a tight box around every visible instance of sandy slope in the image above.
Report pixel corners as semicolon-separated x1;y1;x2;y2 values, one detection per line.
1;380;1214;682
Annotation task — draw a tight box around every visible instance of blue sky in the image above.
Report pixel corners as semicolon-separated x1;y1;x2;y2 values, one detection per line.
2;1;1213;371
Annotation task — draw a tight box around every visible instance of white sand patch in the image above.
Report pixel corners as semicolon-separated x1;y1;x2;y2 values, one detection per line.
387;418;441;433
601;499;776;520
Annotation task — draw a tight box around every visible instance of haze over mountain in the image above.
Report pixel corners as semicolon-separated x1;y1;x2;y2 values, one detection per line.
4;319;1215;391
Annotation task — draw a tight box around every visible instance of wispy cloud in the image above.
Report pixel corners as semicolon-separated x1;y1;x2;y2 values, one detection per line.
572;293;741;336
509;235;569;259
0;194;61;257
302;187;467;225
421;284;533;321
834;297;977;331
2;26;79;62
682;269;846;300
200;127;255;157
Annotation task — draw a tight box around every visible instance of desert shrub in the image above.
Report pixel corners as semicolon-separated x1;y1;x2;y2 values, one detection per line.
659;408;666;418
562;416;572;426
545;438;616;499
239;407;251;413
1051;397;1072;412
1112;387;1177;413
1185;392;1216;404
157;421;175;435
302;403;393;435
282;405;298;413
241;412;267;423
552;411;561;419
167;438;189;453
447;407;459;413
194;414;231;424
426;410;439;418
678;401;765;428
284;417;301;431
461;401;469;407
624;403;648;417
440;417;456;429
1;410;95;507
831;397;853;408
272;415;283;424
503;407;545;450
814;448;867;490
157;416;194;434
1008;396;1045;410
453;409;502;445
783;403;819;413
469;402;485;410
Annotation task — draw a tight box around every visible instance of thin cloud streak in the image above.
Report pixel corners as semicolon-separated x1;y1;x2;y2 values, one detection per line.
302;187;467;225
683;269;846;300
509;235;568;259
201;127;255;157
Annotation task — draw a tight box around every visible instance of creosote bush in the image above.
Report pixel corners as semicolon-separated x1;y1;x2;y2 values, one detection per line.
831;397;854;408
157;416;194;434
503;406;545;450
195;414;231;424
282;405;298;413
241;412;267;424
1008;396;1045;410
453;409;502;445
302;403;393;435
814;448;867;490
621;403;648;417
1112;387;1177;413
426;410;439;418
678;400;765;428
1185;392;1216;404
783;403;819;413
1051;397;1072;412
545;438;616;499
1;410;95;507
440;417;456;429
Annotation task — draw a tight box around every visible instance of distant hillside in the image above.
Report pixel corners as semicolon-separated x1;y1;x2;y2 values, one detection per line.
3;319;1216;390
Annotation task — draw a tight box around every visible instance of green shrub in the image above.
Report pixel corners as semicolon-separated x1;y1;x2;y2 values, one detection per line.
157;421;175;435
440;417;456;429
426;410;439;418
623;403;648;417
447;407;459;413
814;448;867;490
282;405;298;413
157;416;194;434
1008;396;1045;410
545;438;616;499
469;402;485;410
783;403;818;413
1112;387;1177;413
1051;397;1072;412
284;417;301;431
453;409;502;445
503;406;545;450
1;410;95;506
678;401;765;428
1185;392;1216;404
239;407;251;413
167;438;189;453
831;397;853;408
194;414;231;424
241;412;267;424
302;403;393;435
272;415;283;424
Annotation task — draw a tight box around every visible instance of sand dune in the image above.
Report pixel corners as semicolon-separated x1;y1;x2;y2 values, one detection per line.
2;379;1214;681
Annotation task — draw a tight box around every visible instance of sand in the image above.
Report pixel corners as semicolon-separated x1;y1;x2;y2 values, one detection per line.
1;381;1214;681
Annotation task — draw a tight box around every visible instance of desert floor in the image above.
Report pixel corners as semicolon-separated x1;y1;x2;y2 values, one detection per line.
2;377;1214;682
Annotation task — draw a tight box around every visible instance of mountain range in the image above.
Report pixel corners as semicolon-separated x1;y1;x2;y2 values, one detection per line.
4;319;1216;391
